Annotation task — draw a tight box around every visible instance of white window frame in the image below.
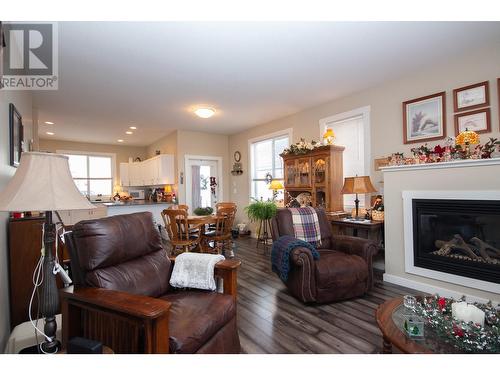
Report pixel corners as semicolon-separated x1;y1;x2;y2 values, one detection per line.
248;128;292;202
57;149;116;199
319;106;371;208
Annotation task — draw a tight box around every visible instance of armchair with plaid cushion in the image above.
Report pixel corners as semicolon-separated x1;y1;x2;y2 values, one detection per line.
270;208;379;303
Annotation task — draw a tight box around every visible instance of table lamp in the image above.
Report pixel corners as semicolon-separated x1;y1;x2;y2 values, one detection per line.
164;184;173;202
323;128;335;145
269;180;284;201
341;175;377;221
0;152;94;353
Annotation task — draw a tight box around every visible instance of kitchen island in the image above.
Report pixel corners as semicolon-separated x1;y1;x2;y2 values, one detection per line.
103;200;173;225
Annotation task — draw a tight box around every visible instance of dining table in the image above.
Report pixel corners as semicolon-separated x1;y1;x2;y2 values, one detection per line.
185;215;219;252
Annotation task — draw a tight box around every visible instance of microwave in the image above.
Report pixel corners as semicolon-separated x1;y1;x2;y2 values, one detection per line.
129;189;145;200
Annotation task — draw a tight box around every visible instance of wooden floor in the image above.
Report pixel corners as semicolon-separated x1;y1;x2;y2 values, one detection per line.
234;237;417;354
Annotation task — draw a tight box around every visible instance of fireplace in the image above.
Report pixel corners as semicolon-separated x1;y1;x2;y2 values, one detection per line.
411;198;500;285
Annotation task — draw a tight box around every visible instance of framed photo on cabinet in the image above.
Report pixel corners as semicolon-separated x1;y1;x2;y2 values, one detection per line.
403;92;446;144
454;108;491;136
453;81;489;112
9;103;24;167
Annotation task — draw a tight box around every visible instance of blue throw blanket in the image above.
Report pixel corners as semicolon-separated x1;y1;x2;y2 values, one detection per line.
271;235;320;282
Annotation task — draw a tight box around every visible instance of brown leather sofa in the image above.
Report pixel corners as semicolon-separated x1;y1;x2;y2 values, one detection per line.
271;208;379;303
61;212;241;354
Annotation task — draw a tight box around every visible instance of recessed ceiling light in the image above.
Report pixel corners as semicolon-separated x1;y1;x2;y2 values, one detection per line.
125;131;133;135
44;121;54;125
117;139;124;143
129;126;137;130
46;131;55;135
194;108;216;119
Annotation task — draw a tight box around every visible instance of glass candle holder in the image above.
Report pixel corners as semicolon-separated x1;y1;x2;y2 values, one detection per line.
403;295;417;310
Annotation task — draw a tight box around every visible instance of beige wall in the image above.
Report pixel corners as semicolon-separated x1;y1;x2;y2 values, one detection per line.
0;89;35;350
383;163;500;302
228;42;500;224
39;138;148;185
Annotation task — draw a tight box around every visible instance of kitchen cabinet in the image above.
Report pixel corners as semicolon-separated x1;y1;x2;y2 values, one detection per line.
57;205;108;226
120;154;175;187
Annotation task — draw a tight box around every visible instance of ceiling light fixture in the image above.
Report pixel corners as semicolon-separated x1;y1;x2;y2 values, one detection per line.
194;108;216;119
46;132;55;135
129;126;137;130
125;131;133;135
117;139;124;143
44;121;54;125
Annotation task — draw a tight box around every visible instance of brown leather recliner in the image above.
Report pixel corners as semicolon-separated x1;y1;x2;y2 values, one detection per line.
271;208;379;303
61;212;241;354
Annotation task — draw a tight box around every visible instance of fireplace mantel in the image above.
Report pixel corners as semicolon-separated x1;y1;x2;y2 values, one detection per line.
381;158;500;173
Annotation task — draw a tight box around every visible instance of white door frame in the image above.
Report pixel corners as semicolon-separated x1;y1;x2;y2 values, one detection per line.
184;154;224;210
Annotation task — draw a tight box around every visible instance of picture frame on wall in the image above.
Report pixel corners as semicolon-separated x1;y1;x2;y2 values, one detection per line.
454;108;491;136
403;92;446;144
453;81;489;112
9;103;24;167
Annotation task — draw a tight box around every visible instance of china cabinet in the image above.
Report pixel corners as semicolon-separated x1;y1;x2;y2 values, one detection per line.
281;145;344;212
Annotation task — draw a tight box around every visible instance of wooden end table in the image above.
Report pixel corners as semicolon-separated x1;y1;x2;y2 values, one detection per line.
331;218;384;248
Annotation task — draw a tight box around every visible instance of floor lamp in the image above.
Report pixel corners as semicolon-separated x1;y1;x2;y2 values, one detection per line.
0;152;94;353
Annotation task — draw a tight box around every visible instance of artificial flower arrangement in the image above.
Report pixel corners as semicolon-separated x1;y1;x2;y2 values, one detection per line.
412;295;500;353
390;133;500;166
282;138;323;155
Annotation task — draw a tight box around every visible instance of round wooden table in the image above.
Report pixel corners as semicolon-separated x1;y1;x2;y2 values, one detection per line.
186;215;219;252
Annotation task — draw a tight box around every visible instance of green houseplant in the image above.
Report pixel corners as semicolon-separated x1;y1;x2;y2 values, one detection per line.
244;198;277;222
193;206;214;216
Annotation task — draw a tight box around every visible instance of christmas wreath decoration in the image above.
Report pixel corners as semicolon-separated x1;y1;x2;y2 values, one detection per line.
412;295;500;353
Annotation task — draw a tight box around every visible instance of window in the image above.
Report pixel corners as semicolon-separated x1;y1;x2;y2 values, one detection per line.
319;107;371;208
59;151;115;198
250;132;290;201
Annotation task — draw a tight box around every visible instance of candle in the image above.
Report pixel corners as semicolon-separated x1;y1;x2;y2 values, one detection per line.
451;301;485;326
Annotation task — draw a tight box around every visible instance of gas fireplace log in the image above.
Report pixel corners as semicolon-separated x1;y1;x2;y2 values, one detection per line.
470;237;500;260
434;234;480;260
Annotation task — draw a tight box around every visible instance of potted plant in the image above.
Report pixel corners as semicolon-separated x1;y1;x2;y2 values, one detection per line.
193;206;214;216
244;198;278;239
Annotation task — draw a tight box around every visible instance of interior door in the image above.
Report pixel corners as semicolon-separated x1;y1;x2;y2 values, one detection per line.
185;158;219;212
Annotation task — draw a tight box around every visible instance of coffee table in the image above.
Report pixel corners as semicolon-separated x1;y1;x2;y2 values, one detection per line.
376;297;461;354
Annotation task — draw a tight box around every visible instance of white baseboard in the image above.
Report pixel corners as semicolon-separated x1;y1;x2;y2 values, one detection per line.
382;273;499;305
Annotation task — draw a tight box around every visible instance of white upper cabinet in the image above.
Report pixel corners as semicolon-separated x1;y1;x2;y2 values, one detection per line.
119;162;130;186
122;154;175;187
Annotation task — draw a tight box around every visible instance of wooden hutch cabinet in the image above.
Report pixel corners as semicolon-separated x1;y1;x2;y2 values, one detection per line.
281;145;344;212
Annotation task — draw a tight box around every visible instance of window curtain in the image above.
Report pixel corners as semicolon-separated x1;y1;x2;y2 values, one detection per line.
191;165;202;209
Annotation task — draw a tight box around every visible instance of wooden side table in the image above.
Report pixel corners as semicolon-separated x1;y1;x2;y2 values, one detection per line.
331;218;384;248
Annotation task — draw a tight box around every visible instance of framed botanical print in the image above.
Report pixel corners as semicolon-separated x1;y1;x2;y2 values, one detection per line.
403;92;446;144
453;81;489;112
9;103;24;167
454;108;491;136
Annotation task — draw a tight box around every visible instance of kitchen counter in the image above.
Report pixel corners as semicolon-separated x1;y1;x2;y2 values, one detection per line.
104;200;173;224
102;200;172;207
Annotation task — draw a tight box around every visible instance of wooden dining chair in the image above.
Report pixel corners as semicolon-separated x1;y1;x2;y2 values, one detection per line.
203;206;237;255
170;204;189;212
215;202;236;213
161;209;202;254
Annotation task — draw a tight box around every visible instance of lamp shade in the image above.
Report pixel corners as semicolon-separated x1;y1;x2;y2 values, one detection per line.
341;176;377;195
0;152;95;212
164;184;173;193
269;180;284;190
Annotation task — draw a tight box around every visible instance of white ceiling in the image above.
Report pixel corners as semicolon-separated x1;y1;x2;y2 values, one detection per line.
35;22;500;146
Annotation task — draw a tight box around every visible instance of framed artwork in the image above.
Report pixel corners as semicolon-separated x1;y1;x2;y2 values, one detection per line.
374;157;390;171
453;81;489;112
403;92;446;144
9;103;24;167
498;78;500;130
454;108;491;136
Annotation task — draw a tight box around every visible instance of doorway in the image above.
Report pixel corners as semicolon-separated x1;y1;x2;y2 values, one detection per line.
185;155;222;212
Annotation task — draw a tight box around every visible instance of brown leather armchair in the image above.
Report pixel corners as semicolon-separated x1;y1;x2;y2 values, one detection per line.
270;208;379;303
61;212;241;354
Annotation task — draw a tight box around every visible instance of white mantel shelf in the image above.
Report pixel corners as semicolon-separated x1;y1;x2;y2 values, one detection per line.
380;158;500;172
